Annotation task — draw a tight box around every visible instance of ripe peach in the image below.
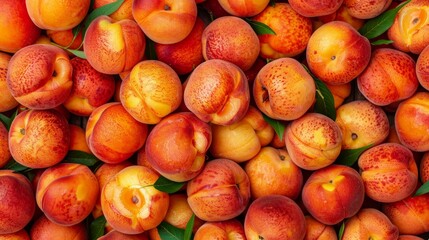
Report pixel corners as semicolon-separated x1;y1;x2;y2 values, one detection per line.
46;29;83;51
244;194;306;240
194;219;246;240
420;152;429;183
416;44;429;91
252;3;313;59
202;16;260;71
187;158;251;222
98;230;149;240
163;193;204;231
325;82;352;109
288;0;343;17
302;164;365;225
0;123;11;168
0;52;19;112
85;102;148;164
335;100;390;149
69;124;91;154
101;165;170;234
344;0;392;19
29;214;87;240
119;60;183;124
317;5;365;30
0;229;30;240
253;57;316;121
132;0;197;44
304;215;337;240
93;0;134;21
83;16;145;75
9;109;70;168
6;44;73;109
184;59;250;126
218;0;269;17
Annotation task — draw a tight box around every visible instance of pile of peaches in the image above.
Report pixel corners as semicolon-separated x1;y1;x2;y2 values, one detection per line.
1;0;429;239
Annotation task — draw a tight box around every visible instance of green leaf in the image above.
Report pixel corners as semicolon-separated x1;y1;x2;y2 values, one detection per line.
0;114;12;131
66;49;86;59
83;0;125;31
63;150;100;167
262;114;285;141
269;0;276;6
154;176;185;194
145;36;158;60
244;18;276;35
184;214;195;240
338;221;345;239
336;144;373;166
358;0;411;39
89;215;106;240
371;39;394;46
157;221;185;240
415;181;429;196
4;159;31;172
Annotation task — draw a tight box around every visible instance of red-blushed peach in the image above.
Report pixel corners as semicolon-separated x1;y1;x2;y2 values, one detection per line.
306;21;371;85
8;109;70;168
0;123;11;168
132;0;197;44
29;214;87;240
244;194;306;240
302;164;365;225
85;102;148;164
83;16;146;75
285;113;343;170
46;29;83;51
382;193;429;235
202;16;260;71
335;100;390;149
63;57;116;116
120;60;183;124
187;158;251;222
0;0;40;53
388;0;429;54
416;44;429;91
252;3;313;59
344;0;392;19
244;146;303;200
0;229;30;240
357;48;419;106
145;112;211;182
342;208;399;240
316;5;365;30
304;215;337;240
98;230;149;240
399;235;425;240
184;59;250;126
101;165;170;234
154;17;205;75
420;152;429;183
0;170;35;234
288;0;343;17
253;57;316;121
0;52;19;112
358;143;419;203
6;44;73;109
395;91;429;152
93;0;134;21
194;219;246;240
217;0;269;17
69;124;91;154
325;82;352;109
209;106;274;163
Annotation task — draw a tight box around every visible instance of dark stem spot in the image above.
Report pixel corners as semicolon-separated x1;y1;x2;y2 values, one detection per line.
20;128;25;135
331;55;336;60
164;4;171;10
262;86;269;102
132;195;139;204
412;18;419;24
259;236;264;240
351;133;358;140
280;155;285;161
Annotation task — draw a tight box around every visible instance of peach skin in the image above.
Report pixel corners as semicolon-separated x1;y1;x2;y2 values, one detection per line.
0;122;11;169
344;0;392;19
0;52;19;112
416;44;429;91
194;219;246;240
93;0;134;21
29;214;87;240
420;152;429;183
218;0;269;17
304;215;338;240
0;229;30;240
288;0;343;17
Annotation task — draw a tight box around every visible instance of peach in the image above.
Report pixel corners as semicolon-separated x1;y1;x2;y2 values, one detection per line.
244;146;303;200
0;229;30;240
399;235;425;240
101;165;170;234
29;214;87;240
93;0;134;21
9;109;70;168
184;59;250;126
357;48;419;106
98;230;149;240
69;124;91;154
187;158;251;222
0;52;19;112
388;0;429;54
335;100;390;149
0;170;35;234
6;44;73;109
85;102;148;164
194;219;246;240
317;5;365;30
342;208;399;240
163;193;204;231
0;123;11;168
46;29;83;51
395;92;429;152
285;113;343;170
202;16;260;71
420;152;429;183
304;215;337;240
416;44;429;91
302;164;365;225
63;57;116;116
218;0;269;17
209;106;274;162
83;15;145;75
0;0;40;53
288;0;343;17
244;194;306;240
132;0;197;44
325;82;352;109
252;3;313;59
253;57;316;121
119;60;183;124
201;0;230;18
344;0;392;19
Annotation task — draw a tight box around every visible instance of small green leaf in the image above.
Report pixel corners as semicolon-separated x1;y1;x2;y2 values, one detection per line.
157;221;185;240
4;159;31;172
371;39;394;46
83;0;125;31
269;0;276;6
63;150;100;167
338;221;345;239
66;49;86;59
262;114;285;141
244;19;276;35
89;215;106;240
154;176;185;194
336;144;373;166
358;0;411;39
145;37;158;60
415;181;429;196
184;214;195;240
0;114;12;131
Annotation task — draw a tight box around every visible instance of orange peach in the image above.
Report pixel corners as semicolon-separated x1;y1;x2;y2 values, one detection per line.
184;59;250;125
83;16;146;75
252;3;313;59
253;57;316;121
344;0;392;19
0;123;11;168
69;124;91;154
85;102;148;164
187;158;251;222
288;0;343;17
244;194;306;240
93;0;134;21
63;57;116;116
0;229;30;240
98;230;149;240
46;29;83;51
194;219;246;240
119;60;183;124
6;44;73;109
132;0;198;44
420;152;429;183
0;52;19;112
29;214;87;240
9;109;70;168
202;16;260;71
304;215;337;240
218;0;269;17
163;193;204;231
325;82;352;109
416;44;429;91
101;165;170;234
317;5;365;30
